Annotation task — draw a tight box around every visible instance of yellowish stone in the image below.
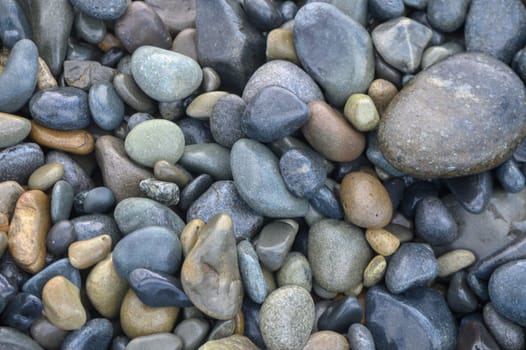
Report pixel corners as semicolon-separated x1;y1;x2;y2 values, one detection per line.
42;276;87;330
266;28;299;64
180;219;204;257
363;255;387;287
68;234;112;269
437;249;476;278
27;163;64;191
186;91;228;120
344;93;380;132
365;228;400;256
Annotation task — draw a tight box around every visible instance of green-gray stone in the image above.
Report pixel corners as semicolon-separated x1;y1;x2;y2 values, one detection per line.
237;240;269;304
276;252;312;291
74;12;106;44
127;333;183;350
421;42;464;69
50;180;74;223
0;114;31;148
113;73;156;114
255;219;298;272
179;143;232;180
0;327;44;350
173;318;210;350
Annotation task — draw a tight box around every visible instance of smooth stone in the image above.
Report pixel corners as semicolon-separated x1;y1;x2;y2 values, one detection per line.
302;101;365;162
347;323;375;350
29;87;89;131
421;42;464;70
374;52;403;88
100;47;126;68
95;136;153;201
447;271;478;314
200;335;260;350
385;243;438;294
369;0;404;20
71;0;126;19
201;67;221;92
61;318;113;350
196;0;265;92
125;119;185;168
126;333;183;350
113;226;182;281
363;255;387;288
238;240;268;304
65;41;103;66
46;221;75;256
244;0;282;31
113;73;156;114
256;220;298;272
27;163;64;191
1;292;42;331
29;122;94;155
365;132;404;178
308;185;344;219
340;171;393;229
513;47;526;83
0;113;31;148
172;28;198;61
181;213;243;320
177;117;214;145
0;39;38;113
265;28;299;64
68;234;111;269
279;148;325;199
484;303;526;350
365;228;400;256
131;46;202;102
399;181;439;218
467;271;489;302
30;316;68;350
154;160;193;187
445;171;493;214
231;139;309;218
427;0;469;32
378;53;526;178
437;249;476;278
46;151;93;194
112;336;130;350
473;236;526;284
173;318;209;350
456;314;500;349
306;0;367;25
83;187;115;214
88;81;124;131
0;0;31;48
145;0;196;33
0;327;44;350
0;272;16;308
241;85;308;143
179;143;232;180
366;286;456;349
368;79;399;116
0;181;24;217
465;0;526;63
344;94;380;132
22;258;80;297
303;331;349;350
179;174;213;212
120;288;179;339
207;319;236;341
414;196;458;245
74;12;105;45
294;2;374;106
186;91;228;120
71;214;120;246
8;190;50;274
276;252;312;291
86;254;128;319
210;94;246;148
63;60;116;91
0;143;44;184
115;2;171;53
260;285;315;350
489;259;526;326
496;158;525;193
318;296;363;333
308;219;372;292
139;178;179;206
129;268;191;308
242;60;323;104
42;276;86;330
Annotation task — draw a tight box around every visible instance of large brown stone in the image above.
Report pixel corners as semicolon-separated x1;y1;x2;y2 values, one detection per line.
42;276;87;330
30;121;94;155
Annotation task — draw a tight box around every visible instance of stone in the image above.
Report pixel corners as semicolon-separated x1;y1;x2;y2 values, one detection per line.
231;139;309;218
302;101;365;162
27;163;64;191
172;28;198;61
365;228;400;256
447;271;478;314
68;234;111;269
344;94;380;132
179;143;232;180
0;113;31;148
243;0;282;31
0;0;31;48
200;67;221;92
385;243;438;294
0;231;7;256
496;158;525;193
456;314;500;350
369;0;405;20
46;151;93;194
367;79;398;116
1;292;42;331
308;185;344;220
200;335;260;350
83;187;115;214
294;3;374;106
154;160;193;187
139;178;179;206
70;214;120;248
363;255;387;288
308;219;372;292
210;94;246;148
173;318;209;350
266;28;299;64
0;327;44;350
30;317;68;350
279;148;326;199
129;268;192;308
46;220;75;256
29;122;94;155
177;117;214;145
303;331;349;350
100;47;126;67
318;295;362;333
414;196;458;245
259;285;315;350
113;73;156;114
127;333;183;350
489;259;526;326
63;60;116;91
255;220;298;272
179;174;213;212
237;240;268;304
61;318;113;350
276;252;312;291
124;119;185;168
145;0;196;34
181;213;243;320
0;143;44;184
42;276;86;331
421;42;464;70
186;91;228;120
347;323;375;350
366;286;456;350
88;81;125;131
437;249;476;278
75;12;106;44
0;181;24;217
22;258;80;297
306;0;367;25
70;0;127;20
484;302;525;350
445;171;493;214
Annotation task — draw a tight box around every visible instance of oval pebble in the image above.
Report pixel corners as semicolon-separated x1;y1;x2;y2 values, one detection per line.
88;81;124;131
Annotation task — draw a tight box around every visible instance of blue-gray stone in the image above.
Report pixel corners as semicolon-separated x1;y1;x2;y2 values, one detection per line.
113;73;156;114
446;271;478;314
241;85;309;143
46;220;76;256
66;38;102;62
88;81;125;131
496;158;525;193
111;336;129;350
294;3;374;106
73;191;88;216
231;139;309;218
0;273;16;304
127;112;153;130
83;187;115;214
308;185;344;220
366;286;456;350
403;0;427;9
280;1;297;21
113;226;182;281
385;243;439;294
0;143;44;184
427;0;469;32
126;333;183;350
210;94;246;148
22;259;81;297
306;0;368;26
483;302;525;350
279;148;326;198
369;0;405;21
347;324;375;350
467;271;489;301
0;0;32;48
113;197;185;236
71;214;121;247
237;240;268;304
465;0;526;64
513;47;526;83
242;299;265;348
30;87;90;131
255;220;298;272
421;42;464;70
177;117;214;145
457;314;500;349
414;196;458;245
317;295;363;333
129;268;192;308
61;318;113;350
489;259;526;326
179;174;213;212
100;47;126;68
74;11;106;44
0;293;42;331
70;0;127;20
50;180;74;223
46;151;94;194
472;235;526;281
187;181;264;241
244;0;282;31
0;327;44;350
445;171;493;214
179;143;232;180
0;39;38;113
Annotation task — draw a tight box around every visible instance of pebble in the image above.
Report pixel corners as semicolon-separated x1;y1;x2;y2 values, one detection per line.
308;219;372;292
303;331;349;350
0;0;31;48
120;288;179;339
208;319;236;341
231;139;309;218
279;148;326;198
210;94;247;148
61;318;113;350
238;240;269;304
427;0;469;32
369;0;405;20
68;234;111;269
100;47;126;67
29;122;94;155
139;178;179;206
363;255;387;288
179;143;232;180
181;214;243;320
457;314;500;349
366;286;456;349
446;271;478;314
46;151;94;194
0;231;7;257
496;158;526;193
113;73;156;114
128;268;191;308
63;60;116;91
200;335;260;350
145;0;196;34
445;171;493;214
318;295;363;333
22;258;80;297
0;113;31;148
201;67;221;92
0;143;45;184
88;81;124;131
126;333;183;350
308;185;344;219
82;187;115;214
307;0;368;25
437;249;476;278
46;221;75;256
367;79;398;116
179;174;213;212
265;28;299;64
177;117;214;145
186;91;228;120
172;28;198;61
365;228;400;256
154;160;192;187
421;42;464;70
27;163;64;191
294;2;374;106
74;11;105;44
347;323;375;350
86;254;128;319
344;94;380;132
70;0;127;20
414;196;458;245
173;318;210;350
484;302;526;350
0;181;24;217
0;326;44;350
489;259;526;326
1;292;42;331
30;316;68;350
255;220;298;271
378;53;526;178
276;252;312;291
244;0;282;31
42;276;86;331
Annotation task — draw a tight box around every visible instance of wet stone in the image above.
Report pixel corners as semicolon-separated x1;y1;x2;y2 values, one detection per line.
308;185;344;220
447;271;478;314
489;259;526;326
415;196;458;245
61;318;113;350
279;148;326;199
46;221;76;256
317;295;363;333
22;258;81;298
88;81;124;131
445;171;493;214
496;158;525;193
70;0;127;20
71;214;120;247
179;174;213;212
456;314;500;350
82;187;115;214
46;151;94;194
1;292;43;331
129;268;192;308
483;302;526;350
177;117;214;145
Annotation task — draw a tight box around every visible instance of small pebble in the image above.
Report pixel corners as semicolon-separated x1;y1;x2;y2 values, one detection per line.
437;249;476;278
365;228;400;256
42;276;87;331
68;234;112;269
27;163;64;191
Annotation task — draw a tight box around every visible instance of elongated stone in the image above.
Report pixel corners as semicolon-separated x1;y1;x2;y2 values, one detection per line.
30;121;94;155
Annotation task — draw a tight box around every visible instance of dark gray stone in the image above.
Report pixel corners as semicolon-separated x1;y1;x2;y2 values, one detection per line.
210;94;246;148
243;0;282;31
496;158;525;193
369;0;404;20
127;112;153;130
306;0;368;26
145;0;196;34
456;314;500;350
484;302;525;350
129;268;192;308
472;235;526;280
139;178;179;206
113;73;156;114
46;220;76;256
177;117;214;145
0;143;44;184
308;185;344;220
445;171;493;214
179;174;213;212
63;60;117;91
75;12;106;44
179;143;232;180
347;324;375;350
70;0;127;20
71;214;120;249
0;0;32;48
317;295;363;333
366;131;404;177
255;220;298;272
46;151;94;194
279;148;326;198
446;271;478;314
61;318;113;350
50;180;74;223
489;259;526;326
415;196;458;245
173;318;209;350
83;187;115;214
30;317;68;350
88;81;124;131
1;293;42;331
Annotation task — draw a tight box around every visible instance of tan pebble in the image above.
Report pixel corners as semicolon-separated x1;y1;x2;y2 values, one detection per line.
304;331;349;350
363;255;387;287
172;28;197;61
0;181;25;218
68;234;112;269
437;249;476;278
384;223;414;242
86;254;128;319
345;283;363;296
154;160;192;187
30;121;95;155
8;190;50;274
97;33;123;52
42;276;87;330
367;78;399;116
200;335;260;350
0;213;8;232
37;57;57;90
0;231;7;257
200;67;221;92
344;93;380;132
234;311;244;335
365;228;400;256
186;91;229;120
120;288;179;339
302;101;365;162
266;28;299;64
340;171;393;229
27;163;64;191
180;219;204;257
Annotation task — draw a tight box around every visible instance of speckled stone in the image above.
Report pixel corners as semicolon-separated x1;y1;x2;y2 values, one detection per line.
484;302;526;350
303;331;349;350
437;249;476;278
61;318;113;350
27;163;64;191
363;255;387;288
365;228;400;256
489;259;526;326
0;143;44;184
344;94;380;132
0;113;31;148
347;323;375;350
415;196;458;245
200;335;260;350
46;151;94;194
139;178;179;206
68;234;112;269
128;268;191;308
63;60;117;91
276;252;312;291
0;326;45;350
279;148;326;199
0;181;24;217
70;0;127;19
42;276;86;331
210;94;247;148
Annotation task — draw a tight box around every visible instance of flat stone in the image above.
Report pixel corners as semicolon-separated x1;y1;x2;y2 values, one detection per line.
0;113;31;148
29;122;94;155
46;221;75;256
0;143;44;184
368;78;399;116
378;53;526;178
496;158;526;193
179;174;213;212
177;117;214;145
74;11;106;44
484;302;526;350
129;268;192;308
22;258;81;298
61;318;113;350
154;160;193;187
145;0;196;33
127;333;183;350
42;276;86;331
489;259;526;326
414;196;458;245
456;314;500;350
179;143;232;180
46;151;93;194
63;60;116;91
363;255;387;288
88;81;124;131
71;214;120;247
172;28;198;61
82;187;115;214
279;148;326;199
0;327;44;350
210;94;246;148
318;295;362;333
369;0;405;20
70;0;127;20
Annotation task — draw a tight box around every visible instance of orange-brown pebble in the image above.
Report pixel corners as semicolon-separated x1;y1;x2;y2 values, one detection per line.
0;213;8;232
234;311;245;335
8;190;50;273
367;79;399;116
97;33;123;51
340;171;393;229
30;121;94;155
68;234;112;269
302;101;365;162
